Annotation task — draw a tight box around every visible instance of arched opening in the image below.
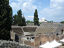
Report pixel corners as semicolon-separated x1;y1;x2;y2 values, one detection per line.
15;34;19;42
61;29;64;34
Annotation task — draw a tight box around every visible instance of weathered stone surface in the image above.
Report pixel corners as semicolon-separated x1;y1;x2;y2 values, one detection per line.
0;40;31;48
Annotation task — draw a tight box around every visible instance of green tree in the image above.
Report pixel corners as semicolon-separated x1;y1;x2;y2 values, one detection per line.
34;9;39;26
0;0;12;40
13;10;26;26
60;21;64;23
22;16;26;26
26;20;33;24
17;10;22;26
12;14;17;25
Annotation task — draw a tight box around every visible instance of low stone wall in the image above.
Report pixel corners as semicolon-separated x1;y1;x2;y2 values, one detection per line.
0;40;31;48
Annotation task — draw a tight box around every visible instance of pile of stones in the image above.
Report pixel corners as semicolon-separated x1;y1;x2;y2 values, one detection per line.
0;40;31;48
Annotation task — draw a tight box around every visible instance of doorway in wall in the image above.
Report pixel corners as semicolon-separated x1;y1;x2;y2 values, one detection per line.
15;34;19;42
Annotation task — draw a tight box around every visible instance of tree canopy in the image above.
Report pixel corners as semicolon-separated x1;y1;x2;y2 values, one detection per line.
60;21;64;23
13;10;26;26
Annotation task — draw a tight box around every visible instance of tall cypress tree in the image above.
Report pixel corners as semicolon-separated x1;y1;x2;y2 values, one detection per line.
34;9;39;26
17;10;22;26
0;0;12;40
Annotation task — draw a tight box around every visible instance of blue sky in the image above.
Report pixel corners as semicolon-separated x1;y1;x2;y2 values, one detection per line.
9;0;64;22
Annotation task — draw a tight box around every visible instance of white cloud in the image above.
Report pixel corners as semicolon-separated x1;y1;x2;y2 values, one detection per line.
22;0;37;13
10;0;37;15
10;0;64;22
10;2;20;11
39;0;64;22
50;0;64;8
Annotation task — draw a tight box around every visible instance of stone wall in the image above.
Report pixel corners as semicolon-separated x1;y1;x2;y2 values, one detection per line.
0;40;31;48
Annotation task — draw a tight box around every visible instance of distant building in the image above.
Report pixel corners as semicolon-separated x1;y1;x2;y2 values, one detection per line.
39;18;47;22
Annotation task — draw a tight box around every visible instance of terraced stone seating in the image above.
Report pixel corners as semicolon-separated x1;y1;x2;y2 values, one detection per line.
0;40;31;48
23;26;37;32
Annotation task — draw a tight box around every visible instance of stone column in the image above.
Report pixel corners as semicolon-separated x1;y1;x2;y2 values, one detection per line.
19;35;21;44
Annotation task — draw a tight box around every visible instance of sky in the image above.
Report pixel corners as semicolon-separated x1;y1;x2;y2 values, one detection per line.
9;0;64;22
